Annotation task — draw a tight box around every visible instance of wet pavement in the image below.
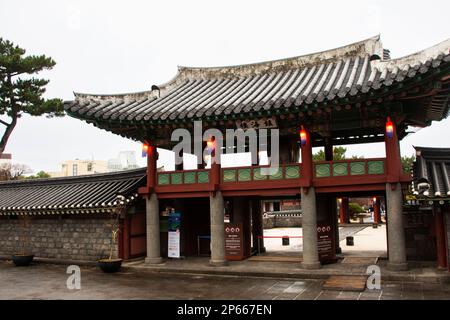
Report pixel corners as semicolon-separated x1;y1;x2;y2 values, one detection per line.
0;261;449;300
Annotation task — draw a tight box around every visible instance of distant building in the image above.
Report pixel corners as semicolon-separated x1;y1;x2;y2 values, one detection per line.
107;151;140;172
49;159;109;177
0;153;12;166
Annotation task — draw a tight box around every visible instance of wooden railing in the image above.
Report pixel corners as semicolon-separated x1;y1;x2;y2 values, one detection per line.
157;169;210;185
313;158;386;178
221;164;301;183
154;159;390;196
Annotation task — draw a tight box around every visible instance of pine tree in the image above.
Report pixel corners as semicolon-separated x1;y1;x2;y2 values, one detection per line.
0;38;64;153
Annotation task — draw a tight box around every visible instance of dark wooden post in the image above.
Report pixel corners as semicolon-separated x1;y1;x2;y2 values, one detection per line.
324;137;333;162
373;197;381;224
197;141;207;169
251;199;265;253
175;150;184;170
434;205;448;269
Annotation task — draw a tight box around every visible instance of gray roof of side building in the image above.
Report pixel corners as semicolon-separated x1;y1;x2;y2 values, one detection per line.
0;168;146;216
412;146;450;199
65;35;450;124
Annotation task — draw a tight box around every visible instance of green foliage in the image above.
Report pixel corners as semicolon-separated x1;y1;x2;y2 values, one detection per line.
313;146;363;161
26;170;51;179
401;154;415;174
348;202;365;220
0;38;64;152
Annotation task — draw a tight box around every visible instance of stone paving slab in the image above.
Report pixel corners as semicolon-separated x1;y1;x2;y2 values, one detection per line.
1;259;449;300
123;257;450;284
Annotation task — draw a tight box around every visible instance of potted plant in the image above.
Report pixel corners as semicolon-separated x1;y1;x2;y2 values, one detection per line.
98;195;125;273
12;215;34;266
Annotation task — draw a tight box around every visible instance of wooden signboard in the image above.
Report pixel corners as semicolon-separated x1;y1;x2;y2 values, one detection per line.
317;223;336;263
225;223;244;260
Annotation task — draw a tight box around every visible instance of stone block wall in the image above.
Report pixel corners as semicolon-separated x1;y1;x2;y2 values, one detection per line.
263;213;302;229
0;216;117;262
403;211;436;261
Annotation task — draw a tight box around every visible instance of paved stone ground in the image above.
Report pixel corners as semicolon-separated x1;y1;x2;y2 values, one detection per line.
0;261;449;300
263;225;377;253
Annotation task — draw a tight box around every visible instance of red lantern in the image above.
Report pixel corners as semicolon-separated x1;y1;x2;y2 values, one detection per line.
386;117;394;139
142;142;149;157
300;126;307;146
206;137;216;157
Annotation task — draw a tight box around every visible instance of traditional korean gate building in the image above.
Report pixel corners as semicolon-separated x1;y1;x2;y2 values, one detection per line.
65;35;450;270
0;169;147;262
411;147;450;271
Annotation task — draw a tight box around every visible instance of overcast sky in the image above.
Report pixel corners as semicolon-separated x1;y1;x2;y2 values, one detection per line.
0;0;449;173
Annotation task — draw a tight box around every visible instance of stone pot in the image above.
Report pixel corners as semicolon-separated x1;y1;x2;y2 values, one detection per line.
98;258;123;273
12;254;34;267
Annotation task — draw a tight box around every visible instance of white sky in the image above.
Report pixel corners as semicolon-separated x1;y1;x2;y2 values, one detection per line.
0;0;449;173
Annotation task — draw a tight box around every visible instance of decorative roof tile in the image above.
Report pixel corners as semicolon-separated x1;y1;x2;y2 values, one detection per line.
0;168;146;215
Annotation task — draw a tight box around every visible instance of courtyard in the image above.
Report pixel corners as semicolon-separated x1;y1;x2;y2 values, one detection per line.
0;261;449;300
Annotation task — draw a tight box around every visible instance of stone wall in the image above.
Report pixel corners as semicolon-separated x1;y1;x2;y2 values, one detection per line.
0;216;117;262
263;212;302;229
403;209;436;261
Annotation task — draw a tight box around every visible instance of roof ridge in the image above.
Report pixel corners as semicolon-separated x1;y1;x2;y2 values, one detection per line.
375;37;450;69
172;35;382;80
0;167;147;187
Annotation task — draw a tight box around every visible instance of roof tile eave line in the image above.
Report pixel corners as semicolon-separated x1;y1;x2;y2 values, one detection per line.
219;76;266;116
176;79;225;120
287;65;317;106
194;78;241;118
133;80;194;121
216;76;263;115
252;72;286;112
267;69;300;107
106;100;140;121
299;63;326;104
206;77;250;117
81;100;114;117
274;67;309;108
185;79;234;119
146;80;205;121
235;73;278;114
93;100;125;119
146;80;202;120
162;80;219;121
115;99;151;121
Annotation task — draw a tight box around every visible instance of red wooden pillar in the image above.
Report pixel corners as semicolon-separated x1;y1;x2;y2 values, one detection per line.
373;197;381;224
123;217;130;260
146;144;157;193
384;117;402;182
300;127;313;185
434;205;448;269
339;197;349;224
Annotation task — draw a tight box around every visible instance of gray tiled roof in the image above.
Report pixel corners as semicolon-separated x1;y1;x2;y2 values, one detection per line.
0;168;146;215
412;147;450;199
66;35;450;123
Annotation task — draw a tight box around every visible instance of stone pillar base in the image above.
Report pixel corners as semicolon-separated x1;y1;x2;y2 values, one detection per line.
301;261;321;270
145;257;163;264
209;259;228;267
387;262;408;271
